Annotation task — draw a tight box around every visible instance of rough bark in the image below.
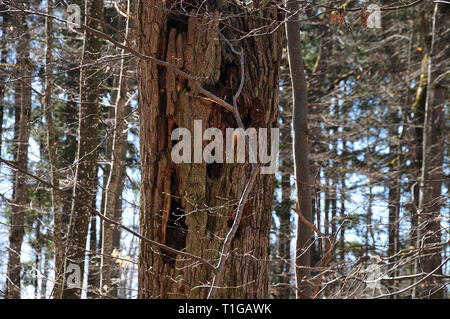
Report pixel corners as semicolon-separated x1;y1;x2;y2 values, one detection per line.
137;1;282;298
61;0;103;299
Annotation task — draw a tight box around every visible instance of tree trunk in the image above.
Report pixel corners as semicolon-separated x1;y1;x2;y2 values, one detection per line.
137;1;282;298
417;3;447;299
100;18;131;298
42;0;64;298
324;175;330;237
387;110;400;297
275;56;293;299
285;0;314;299
5;3;31;299
60;60;79;251
277;134;292;299
87;214;99;298
0;8;9;157
41;252;50;298
380;2;404;295
387;110;400;254
339;168;346;262
62;0;103;299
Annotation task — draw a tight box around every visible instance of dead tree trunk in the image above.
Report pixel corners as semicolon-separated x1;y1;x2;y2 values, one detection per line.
137;1;282;298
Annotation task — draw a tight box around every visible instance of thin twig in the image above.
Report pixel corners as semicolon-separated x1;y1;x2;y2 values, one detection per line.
293;202;334;298
373;256;450;299
208;33;260;299
0;157;218;272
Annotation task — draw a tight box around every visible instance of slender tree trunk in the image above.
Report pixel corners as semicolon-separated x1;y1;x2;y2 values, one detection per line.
278;151;292;299
34;220;41;299
387;112;400;254
41;252;50;299
387;109;400;297
339;169;346;262
55;5;82;298
0;9;9;157
100;14;131;298
62;0;103;299
86;214;99;298
110;162;126;298
418;3;447;299
365;124;375;256
304;9;331;272
285;0;314;299
380;3;403;296
5;3;31;299
366;181;375;255
276;58;293;298
330;103;338;246
331;172;337;240
137;1;282;298
324;175;330;237
410;57;427;298
61;72;79;239
42;0;64;298
410;37;428;301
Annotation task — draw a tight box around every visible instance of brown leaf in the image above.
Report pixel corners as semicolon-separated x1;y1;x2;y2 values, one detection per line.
330;11;338;25
360;8;368;29
338;10;346;28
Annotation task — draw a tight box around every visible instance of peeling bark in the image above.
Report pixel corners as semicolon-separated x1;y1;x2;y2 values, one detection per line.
138;1;282;298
